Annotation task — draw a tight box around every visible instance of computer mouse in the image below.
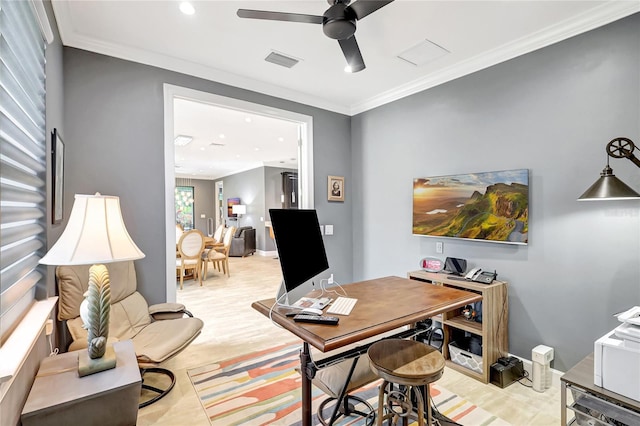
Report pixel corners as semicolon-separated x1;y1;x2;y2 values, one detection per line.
300;308;323;316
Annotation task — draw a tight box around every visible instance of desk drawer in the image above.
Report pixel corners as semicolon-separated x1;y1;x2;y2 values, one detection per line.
569;386;640;426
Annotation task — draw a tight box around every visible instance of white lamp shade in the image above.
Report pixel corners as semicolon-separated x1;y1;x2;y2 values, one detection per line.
40;193;145;265
232;204;247;215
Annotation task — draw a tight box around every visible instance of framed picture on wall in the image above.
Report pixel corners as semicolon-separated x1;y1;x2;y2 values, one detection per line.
52;128;65;224
327;175;344;202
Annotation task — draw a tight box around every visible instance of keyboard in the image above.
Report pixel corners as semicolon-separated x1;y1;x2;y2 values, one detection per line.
326;297;357;316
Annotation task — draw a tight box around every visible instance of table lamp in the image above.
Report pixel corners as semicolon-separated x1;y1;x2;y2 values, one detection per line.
232;204;246;227
40;193;145;376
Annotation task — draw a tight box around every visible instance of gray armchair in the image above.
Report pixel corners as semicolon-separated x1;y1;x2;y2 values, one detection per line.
229;226;256;257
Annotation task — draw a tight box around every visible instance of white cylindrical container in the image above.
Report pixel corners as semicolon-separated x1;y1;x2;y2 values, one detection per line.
532;345;554;393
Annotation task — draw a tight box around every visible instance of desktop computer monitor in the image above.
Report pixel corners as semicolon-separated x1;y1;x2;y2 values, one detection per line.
269;208;329;306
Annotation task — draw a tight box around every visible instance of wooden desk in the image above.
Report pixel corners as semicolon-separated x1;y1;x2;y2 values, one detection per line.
252;275;481;426
21;340;141;426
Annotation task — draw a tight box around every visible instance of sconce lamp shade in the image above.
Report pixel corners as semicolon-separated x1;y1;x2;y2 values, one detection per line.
40;193;145;265
232;204;247;215
578;166;640;201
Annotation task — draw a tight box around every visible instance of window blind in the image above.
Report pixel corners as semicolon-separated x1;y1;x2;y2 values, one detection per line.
0;0;47;342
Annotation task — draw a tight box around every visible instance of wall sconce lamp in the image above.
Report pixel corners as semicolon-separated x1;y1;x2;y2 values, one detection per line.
578;137;640;201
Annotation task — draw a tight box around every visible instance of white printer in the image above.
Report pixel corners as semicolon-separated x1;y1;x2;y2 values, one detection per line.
594;306;640;402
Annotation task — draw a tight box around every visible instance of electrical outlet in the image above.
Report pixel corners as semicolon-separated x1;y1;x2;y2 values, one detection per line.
45;319;54;336
436;241;444;253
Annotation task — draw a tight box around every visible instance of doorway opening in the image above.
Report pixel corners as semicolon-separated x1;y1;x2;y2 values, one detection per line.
163;84;314;302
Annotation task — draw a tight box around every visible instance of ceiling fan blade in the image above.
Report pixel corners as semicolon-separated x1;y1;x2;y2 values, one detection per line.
348;0;394;20
237;9;323;24
338;36;365;73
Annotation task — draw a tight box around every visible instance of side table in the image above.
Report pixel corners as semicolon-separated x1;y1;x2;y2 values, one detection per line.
21;340;142;426
561;353;640;425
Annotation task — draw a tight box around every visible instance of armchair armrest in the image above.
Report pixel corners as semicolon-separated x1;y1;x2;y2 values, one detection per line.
149;303;194;320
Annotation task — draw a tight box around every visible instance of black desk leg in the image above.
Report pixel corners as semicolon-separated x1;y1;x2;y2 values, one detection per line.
301;342;312;426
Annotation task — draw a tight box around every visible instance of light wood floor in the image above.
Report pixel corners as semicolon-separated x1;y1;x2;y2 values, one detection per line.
137;255;562;425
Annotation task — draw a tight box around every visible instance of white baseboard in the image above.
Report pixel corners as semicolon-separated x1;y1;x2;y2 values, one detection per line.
256;249;278;258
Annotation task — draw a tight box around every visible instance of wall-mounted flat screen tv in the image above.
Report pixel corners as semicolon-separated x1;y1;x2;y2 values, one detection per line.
413;169;529;245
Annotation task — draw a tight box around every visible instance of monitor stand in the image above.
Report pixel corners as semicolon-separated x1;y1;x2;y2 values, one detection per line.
276;280;292;307
275;280;329;310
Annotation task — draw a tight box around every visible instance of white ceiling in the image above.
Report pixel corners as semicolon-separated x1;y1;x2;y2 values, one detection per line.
51;0;639;179
173;98;300;179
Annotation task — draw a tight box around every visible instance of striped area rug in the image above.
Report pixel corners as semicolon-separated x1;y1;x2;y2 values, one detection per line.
188;342;510;426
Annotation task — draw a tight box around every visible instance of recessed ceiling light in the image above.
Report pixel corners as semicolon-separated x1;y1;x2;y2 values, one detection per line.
200;147;205;151
174;135;193;146
254;147;260;151
219;134;225;139
278;137;284;142
236;154;241;158
344;65;353;73
245;117;252;123
179;2;195;15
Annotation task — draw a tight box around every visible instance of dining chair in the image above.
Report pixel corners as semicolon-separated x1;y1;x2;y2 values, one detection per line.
202;226;235;278
176;229;205;290
212;224;225;244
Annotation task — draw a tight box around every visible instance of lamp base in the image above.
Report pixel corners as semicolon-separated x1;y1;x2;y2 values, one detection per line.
78;344;117;377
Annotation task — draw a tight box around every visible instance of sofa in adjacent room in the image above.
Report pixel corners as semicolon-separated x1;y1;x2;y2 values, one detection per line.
229;226;256;257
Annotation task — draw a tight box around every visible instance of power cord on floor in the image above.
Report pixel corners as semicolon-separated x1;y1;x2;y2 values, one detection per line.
516;369;533;388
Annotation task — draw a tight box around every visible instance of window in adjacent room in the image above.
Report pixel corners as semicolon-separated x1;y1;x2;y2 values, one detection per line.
175;185;195;230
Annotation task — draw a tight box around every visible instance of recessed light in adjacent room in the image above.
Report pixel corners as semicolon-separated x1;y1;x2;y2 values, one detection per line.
179;2;195;15
174;135;192;146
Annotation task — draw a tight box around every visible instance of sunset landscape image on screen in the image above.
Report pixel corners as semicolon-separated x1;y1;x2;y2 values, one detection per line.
413;169;529;244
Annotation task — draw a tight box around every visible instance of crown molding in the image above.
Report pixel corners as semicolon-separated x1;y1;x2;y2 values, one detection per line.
52;1;639;117
349;1;640;115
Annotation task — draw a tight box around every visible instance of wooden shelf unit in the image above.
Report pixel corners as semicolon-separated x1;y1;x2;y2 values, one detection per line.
407;270;509;383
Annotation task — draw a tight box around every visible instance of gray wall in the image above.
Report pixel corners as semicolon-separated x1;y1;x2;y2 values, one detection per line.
63;48;352;305
214;167;264;242
264;166;298;251
175;178;215;234
351;13;640;370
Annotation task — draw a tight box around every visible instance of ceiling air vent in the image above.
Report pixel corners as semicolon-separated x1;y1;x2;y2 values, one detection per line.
398;39;449;67
265;51;300;68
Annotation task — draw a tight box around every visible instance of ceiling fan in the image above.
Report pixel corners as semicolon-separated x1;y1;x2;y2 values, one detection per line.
237;0;394;73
